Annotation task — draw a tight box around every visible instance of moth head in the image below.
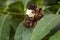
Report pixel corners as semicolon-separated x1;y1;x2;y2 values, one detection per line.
26;3;37;17
28;3;37;10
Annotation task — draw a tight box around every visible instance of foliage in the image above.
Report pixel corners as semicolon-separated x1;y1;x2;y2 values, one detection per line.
0;0;60;40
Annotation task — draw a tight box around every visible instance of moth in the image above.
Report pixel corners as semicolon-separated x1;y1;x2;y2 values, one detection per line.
23;3;43;28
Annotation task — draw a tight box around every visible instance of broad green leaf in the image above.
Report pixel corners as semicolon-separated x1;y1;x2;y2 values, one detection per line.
3;0;17;11
14;21;25;40
22;28;33;40
0;14;11;40
31;14;60;40
11;18;24;30
11;15;25;30
36;0;44;7
8;1;24;13
49;30;60;40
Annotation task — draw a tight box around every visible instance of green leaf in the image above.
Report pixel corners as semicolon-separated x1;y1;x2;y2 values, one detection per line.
31;0;37;3
44;0;58;6
58;2;60;4
11;18;23;30
49;30;60;40
11;15;25;30
8;1;24;13
0;0;7;10
36;0;44;7
48;5;60;14
22;28;33;40
14;21;25;40
7;0;17;5
44;5;60;14
0;14;11;40
31;14;60;40
3;0;17;11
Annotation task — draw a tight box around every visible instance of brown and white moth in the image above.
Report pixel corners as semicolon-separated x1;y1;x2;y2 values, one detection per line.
23;3;43;28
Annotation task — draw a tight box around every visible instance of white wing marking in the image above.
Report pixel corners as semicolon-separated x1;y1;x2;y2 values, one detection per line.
26;9;35;17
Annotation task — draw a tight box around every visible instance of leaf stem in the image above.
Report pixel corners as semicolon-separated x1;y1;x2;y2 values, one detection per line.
56;8;60;15
0;10;25;15
3;5;9;11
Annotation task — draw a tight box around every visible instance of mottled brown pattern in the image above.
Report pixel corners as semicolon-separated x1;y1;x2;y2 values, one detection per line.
23;3;43;28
